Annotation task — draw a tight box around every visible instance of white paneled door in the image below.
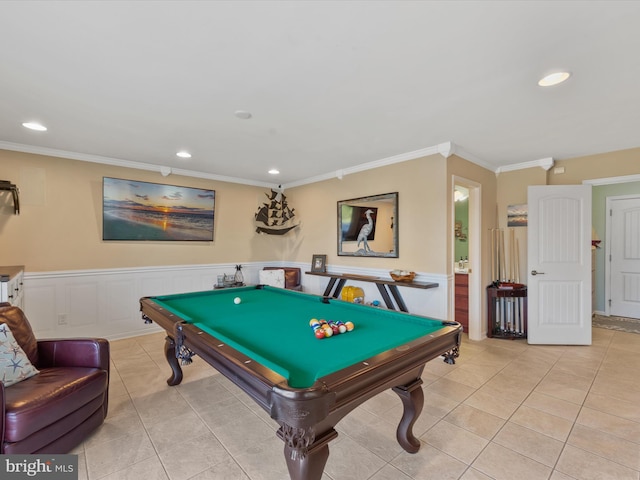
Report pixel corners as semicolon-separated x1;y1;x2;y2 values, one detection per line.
528;185;592;345
608;196;640;318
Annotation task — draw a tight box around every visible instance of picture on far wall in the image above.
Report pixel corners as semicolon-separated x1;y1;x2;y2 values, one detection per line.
507;204;528;227
338;192;398;258
103;177;215;241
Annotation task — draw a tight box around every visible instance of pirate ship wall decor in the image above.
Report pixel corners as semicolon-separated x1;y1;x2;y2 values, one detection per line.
254;188;299;235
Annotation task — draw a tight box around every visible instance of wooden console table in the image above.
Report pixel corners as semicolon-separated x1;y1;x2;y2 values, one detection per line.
305;271;438;312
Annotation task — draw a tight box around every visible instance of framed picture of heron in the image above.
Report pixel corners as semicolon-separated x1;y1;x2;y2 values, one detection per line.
337;192;398;257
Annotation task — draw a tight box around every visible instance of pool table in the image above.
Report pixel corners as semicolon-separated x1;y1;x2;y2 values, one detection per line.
140;286;461;480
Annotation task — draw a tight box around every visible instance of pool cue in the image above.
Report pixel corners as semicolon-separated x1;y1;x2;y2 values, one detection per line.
510;228;515;282
515;238;520;283
501;229;507;331
514;236;520;333
509;228;517;332
491;228;496;283
500;229;506;282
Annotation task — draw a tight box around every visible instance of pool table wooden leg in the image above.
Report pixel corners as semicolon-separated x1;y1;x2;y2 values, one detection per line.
164;336;184;386
392;378;424;453
282;428;337;480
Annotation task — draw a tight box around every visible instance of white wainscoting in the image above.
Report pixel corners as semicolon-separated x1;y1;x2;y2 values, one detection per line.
24;262;449;340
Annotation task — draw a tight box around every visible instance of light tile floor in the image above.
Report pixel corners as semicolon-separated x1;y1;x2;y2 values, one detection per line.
73;327;640;480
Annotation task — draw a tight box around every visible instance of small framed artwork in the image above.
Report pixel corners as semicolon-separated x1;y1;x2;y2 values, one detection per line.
507;204;528;227
311;254;327;273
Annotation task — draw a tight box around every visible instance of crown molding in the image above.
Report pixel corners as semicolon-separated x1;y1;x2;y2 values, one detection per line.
0;141;275;188
583;174;640;186
7;139;560;188
283;145;442;188
496;157;554;174
451;146;495;171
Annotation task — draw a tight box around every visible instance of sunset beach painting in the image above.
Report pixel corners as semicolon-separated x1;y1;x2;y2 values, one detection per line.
103;177;215;241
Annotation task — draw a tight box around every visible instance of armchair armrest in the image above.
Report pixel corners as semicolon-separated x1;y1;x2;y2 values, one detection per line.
37;338;110;371
0;382;5;448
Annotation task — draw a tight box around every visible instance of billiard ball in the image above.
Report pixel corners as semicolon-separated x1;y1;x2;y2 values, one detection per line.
324;327;333;337
345;321;354;331
309;318;319;327
338;324;347;334
315;329;325;339
233;297;241;304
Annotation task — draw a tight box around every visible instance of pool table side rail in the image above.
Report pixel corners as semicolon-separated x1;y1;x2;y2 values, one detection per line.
140;297;293;407
316;324;461;407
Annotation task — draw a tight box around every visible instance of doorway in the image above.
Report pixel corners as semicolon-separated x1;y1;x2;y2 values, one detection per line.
606;194;640;319
453;177;482;340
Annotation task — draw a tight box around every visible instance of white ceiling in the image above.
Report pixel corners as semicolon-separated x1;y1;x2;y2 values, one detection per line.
1;1;639;187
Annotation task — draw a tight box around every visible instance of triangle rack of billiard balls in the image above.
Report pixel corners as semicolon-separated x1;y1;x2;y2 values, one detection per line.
309;318;354;339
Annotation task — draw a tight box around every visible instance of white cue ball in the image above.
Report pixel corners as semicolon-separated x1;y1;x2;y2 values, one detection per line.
234;297;241;304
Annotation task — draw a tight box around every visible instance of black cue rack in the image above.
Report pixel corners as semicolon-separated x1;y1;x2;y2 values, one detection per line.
487;285;527;339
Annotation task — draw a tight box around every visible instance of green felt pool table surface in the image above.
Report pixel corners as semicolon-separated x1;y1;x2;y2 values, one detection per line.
151;286;452;388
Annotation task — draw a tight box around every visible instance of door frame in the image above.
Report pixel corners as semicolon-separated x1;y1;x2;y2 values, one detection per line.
584;173;640;316
604;193;640;316
452;176;482;341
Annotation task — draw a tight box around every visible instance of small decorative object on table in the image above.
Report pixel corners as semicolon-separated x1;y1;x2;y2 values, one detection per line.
390;270;416;282
234;265;244;286
311;254;327;273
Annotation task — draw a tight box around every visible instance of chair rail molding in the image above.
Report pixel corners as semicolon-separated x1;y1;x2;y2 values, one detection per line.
24;263;449;340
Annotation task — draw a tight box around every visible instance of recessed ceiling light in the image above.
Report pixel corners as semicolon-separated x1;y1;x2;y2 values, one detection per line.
22;122;47;131
235;110;252;120
268;169;280;175
176;151;191;158
538;71;571;87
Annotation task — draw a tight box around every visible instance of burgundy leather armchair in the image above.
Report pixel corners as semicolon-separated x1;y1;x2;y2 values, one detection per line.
0;303;110;454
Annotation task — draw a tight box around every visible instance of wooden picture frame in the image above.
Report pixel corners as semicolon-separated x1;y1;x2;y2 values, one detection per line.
338;192;398;257
311;254;327;273
103;177;215;241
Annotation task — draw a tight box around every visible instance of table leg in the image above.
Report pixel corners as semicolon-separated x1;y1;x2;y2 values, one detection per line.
332;279;347;298
376;284;396;310
387;285;409;312
164;336;183;386
392;378;424;453
282;428;338;480
322;278;338;297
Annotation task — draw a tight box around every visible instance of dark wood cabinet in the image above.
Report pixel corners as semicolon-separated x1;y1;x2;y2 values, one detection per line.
454;274;468;332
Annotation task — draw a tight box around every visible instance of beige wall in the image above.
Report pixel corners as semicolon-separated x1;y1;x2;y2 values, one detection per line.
0;150;277;271
1;150;454;276
548;147;640;185
495;166;547;284
289;154;449;273
495;147;640;227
